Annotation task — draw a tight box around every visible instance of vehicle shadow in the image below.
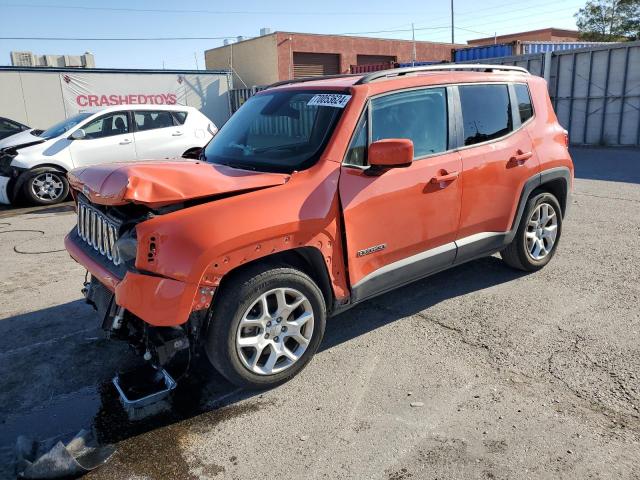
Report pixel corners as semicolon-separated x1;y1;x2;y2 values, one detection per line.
0;201;74;218
0;255;525;469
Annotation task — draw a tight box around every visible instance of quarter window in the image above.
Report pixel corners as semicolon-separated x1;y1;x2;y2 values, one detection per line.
514;84;534;123
344;116;368;166
371;88;448;158
134;111;176;131
459;84;513;146
83;113;129;139
173;111;188;125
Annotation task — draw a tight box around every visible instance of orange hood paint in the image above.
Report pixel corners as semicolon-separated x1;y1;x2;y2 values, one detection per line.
68;160;290;208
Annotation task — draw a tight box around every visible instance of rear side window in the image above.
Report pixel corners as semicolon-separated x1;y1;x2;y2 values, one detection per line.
371;88;448;158
134;111;176;131
514;84;534;123
459;84;512;146
173;111;188;125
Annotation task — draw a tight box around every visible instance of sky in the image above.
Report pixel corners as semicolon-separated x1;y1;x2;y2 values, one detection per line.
0;0;586;70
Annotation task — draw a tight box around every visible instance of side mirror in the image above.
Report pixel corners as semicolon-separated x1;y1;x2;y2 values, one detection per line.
70;129;86;140
366;139;413;175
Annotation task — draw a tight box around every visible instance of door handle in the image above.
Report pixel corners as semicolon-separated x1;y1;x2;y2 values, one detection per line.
430;170;459;186
509;149;532;164
119;139;132;145
172;131;184;136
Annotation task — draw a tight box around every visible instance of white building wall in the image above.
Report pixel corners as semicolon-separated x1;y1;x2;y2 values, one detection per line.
0;68;232;130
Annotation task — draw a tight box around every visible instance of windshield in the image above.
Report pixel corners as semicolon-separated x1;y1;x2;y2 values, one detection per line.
203;90;348;173
39;112;93;140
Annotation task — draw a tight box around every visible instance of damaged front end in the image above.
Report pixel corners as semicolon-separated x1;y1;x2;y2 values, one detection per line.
82;275;205;369
73;193;210;373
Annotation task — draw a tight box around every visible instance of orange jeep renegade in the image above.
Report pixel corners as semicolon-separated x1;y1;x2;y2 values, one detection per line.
65;65;573;389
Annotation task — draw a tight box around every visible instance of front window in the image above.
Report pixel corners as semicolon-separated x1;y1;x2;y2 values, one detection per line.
371;88;448;158
203;90;347;173
83;112;130;139
39;112;93;140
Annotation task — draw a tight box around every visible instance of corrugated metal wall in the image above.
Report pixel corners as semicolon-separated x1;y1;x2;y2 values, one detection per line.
456;41;640;146
0;67;233;130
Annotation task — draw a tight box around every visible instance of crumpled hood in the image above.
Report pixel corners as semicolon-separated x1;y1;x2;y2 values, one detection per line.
0;129;45;150
68;159;290;208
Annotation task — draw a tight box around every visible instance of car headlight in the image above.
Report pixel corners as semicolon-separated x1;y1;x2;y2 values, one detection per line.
114;229;137;264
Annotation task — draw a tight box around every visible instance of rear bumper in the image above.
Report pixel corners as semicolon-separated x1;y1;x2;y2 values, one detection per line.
65;233;201;326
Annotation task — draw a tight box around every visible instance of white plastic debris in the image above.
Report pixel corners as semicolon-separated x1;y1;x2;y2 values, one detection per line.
15;429;114;479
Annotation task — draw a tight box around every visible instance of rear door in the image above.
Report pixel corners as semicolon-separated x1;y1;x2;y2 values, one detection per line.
68;111;136;167
454;83;539;259
339;86;462;301
132;110;186;159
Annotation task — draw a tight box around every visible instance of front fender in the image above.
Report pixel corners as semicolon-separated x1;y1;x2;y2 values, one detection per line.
134;160;349;302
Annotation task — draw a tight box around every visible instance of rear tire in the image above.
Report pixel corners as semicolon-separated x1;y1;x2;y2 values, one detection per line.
205;264;326;389
22;168;69;205
501;192;563;272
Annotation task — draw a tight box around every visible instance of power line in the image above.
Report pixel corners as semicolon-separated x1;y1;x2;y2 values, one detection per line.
0;2;454;16
412;0;582;29
0;25;457;42
0;36;252;41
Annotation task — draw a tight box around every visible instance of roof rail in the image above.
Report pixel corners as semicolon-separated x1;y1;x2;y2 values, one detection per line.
265;73;361;90
355;64;529;85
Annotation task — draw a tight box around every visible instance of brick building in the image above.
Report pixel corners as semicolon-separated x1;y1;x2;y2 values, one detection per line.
205;31;462;87
467;28;580;46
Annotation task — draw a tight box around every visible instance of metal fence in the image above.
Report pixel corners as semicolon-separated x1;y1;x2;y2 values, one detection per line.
229;42;640;146
230;86;266;113
457;41;640;146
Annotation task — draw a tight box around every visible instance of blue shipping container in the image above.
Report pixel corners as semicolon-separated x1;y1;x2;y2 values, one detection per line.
453;43;514;62
520;42;612;54
396;61;440;68
453;42;614;62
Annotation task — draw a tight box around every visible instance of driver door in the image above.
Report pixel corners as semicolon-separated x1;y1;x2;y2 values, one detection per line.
68;111;136;167
339;87;462;301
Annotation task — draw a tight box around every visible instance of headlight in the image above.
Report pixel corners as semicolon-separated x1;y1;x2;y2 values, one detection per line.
114;229;137;264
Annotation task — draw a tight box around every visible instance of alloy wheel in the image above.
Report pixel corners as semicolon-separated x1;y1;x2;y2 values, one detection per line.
31;172;64;201
236;287;314;375
525;202;558;260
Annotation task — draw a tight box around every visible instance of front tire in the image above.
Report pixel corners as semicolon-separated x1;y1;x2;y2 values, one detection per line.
205;264;326;389
501;192;563;271
22;168;69;205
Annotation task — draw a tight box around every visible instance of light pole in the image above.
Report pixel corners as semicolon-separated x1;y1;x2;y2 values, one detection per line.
451;0;455;44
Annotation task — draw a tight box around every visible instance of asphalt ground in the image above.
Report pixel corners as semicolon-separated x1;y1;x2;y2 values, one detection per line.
0;146;639;479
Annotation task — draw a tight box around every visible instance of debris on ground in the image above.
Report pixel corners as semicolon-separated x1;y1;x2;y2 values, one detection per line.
15;429;114;479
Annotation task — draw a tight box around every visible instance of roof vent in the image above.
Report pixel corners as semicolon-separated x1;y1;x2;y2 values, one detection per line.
260;28;272;36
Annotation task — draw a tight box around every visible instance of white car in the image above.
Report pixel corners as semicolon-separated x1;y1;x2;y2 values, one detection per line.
0;105;217;205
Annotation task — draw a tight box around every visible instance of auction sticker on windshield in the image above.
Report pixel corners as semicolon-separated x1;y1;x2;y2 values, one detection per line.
0;176;10;204
307;94;352;108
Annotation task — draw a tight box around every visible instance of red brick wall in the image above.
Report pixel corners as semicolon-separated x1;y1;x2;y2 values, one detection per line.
468;28;579;46
275;32;463;81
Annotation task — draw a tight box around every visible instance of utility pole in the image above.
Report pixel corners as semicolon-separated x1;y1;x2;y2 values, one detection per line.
193;52;199;70
411;23;416;66
451;0;455;44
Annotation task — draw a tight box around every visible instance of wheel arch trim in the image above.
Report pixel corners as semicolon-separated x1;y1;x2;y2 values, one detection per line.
506;166;571;244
